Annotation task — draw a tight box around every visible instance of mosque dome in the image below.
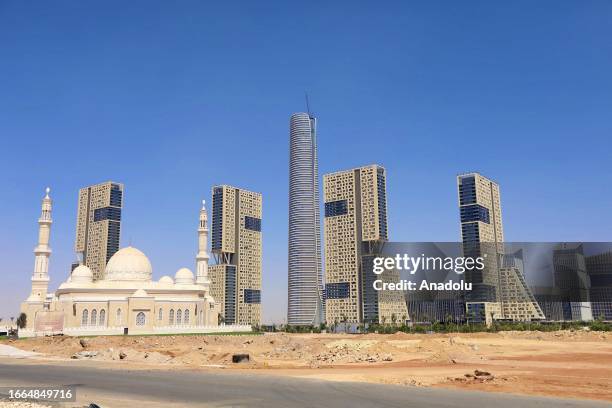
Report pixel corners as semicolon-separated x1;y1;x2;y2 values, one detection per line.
104;246;152;281
71;264;93;284
159;275;174;285
174;267;194;285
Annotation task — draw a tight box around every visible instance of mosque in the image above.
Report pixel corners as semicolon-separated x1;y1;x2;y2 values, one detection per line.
19;188;249;337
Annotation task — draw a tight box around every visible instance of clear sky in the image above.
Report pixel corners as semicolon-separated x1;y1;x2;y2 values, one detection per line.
1;1;611;323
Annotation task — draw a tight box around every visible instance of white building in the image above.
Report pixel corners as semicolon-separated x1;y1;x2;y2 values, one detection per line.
20;190;250;337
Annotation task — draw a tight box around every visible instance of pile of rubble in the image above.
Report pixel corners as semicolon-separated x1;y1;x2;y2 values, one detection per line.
310;343;393;366
450;369;498;383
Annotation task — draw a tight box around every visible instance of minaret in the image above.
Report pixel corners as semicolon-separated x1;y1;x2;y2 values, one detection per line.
196;199;210;287
27;187;52;302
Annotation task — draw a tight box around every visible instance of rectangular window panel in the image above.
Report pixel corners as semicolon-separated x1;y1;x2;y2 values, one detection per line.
324;200;348;217
244;216;261;232
325;282;350;299
94;207;122;222
460;204;490;224
244;289;261;304
458;176;477;205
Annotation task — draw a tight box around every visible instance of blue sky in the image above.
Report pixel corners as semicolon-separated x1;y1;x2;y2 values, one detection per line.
1;1;611;323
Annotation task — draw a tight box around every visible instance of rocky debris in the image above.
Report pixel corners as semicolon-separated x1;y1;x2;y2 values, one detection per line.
455;369;495;383
469;344;479;351
119;351;127;360
79;338;89;348
232;353;250;363
71;350;98;359
311;343;393;365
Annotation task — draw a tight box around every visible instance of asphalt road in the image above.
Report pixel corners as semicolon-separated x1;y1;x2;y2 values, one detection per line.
0;360;609;408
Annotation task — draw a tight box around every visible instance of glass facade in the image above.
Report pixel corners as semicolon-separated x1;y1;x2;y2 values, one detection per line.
94;207;122;222
460;204;490;224
458;176;477;205
244;216;261;232
110;185;123;207
361;255;379;322
106;221;121;263
211;187;224;251
377;168;388;240
325;282;350;299
324;200;348;217
244;288;261;304
224;265;236;324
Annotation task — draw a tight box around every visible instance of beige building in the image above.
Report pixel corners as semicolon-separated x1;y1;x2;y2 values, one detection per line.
323;165;408;325
20;189;249;338
210;185;262;326
498;254;545;321
75;181;124;280
458;172;543;322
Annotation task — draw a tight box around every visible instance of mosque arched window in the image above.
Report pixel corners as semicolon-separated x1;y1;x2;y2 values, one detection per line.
91;309;97;326
99;310;105;326
176;309;182;325
184;309;190;325
81;309;88;326
158;308;163;321
116;309;122;325
169;309;174;325
136;312;146;326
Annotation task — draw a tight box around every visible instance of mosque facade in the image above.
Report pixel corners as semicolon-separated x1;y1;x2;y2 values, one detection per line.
20;189;250;337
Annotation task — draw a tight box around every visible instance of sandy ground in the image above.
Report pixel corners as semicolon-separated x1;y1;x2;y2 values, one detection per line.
1;330;611;402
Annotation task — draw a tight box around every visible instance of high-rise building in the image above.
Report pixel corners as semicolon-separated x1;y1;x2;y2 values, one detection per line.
457;172;504;304
74;181;124;280
458;172;543;322
288;112;324;326
209;185;262;326
323;165;408;325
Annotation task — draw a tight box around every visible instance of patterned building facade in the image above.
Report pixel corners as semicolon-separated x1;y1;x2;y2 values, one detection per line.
323;165;408;324
210;185;262;325
75;181;124;280
458;172;543;322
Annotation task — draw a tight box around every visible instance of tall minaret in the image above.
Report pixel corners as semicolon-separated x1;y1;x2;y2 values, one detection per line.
196;199;210;287
27;187;52;302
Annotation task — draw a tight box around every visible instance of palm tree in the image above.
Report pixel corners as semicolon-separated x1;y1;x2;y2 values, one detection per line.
16;313;27;329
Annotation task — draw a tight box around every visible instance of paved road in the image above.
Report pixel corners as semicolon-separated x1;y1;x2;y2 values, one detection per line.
0;360;609;408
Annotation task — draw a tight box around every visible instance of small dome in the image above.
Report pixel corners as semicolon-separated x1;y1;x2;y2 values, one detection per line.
104;246;152;281
71;264;93;284
174;267;194;285
159;275;174;284
132;288;148;297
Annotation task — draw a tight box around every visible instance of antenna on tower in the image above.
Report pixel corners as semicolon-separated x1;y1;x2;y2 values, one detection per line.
305;91;311;115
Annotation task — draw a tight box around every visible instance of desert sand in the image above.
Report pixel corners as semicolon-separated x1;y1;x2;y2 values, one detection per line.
2;329;611;402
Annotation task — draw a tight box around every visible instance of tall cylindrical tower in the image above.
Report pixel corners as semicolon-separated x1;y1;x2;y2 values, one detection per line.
28;187;52;302
288;112;324;325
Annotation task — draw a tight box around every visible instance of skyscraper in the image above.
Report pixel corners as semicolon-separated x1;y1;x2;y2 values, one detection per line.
457;173;504;303
75;181;124;280
323;165;408;325
288;112;324;326
209;185;262;326
457;172;543;322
